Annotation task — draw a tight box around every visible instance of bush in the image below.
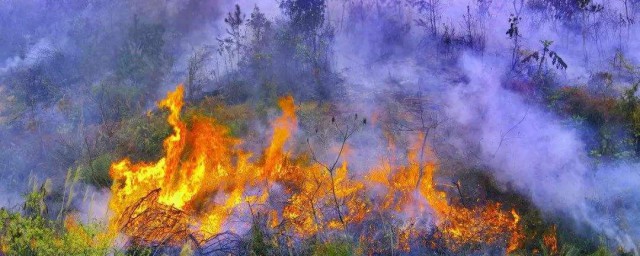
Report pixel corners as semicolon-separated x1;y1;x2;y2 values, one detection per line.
0;210;109;256
114;112;171;162
80;153;114;188
311;239;357;256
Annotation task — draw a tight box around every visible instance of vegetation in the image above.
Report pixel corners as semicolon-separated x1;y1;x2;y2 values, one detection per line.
0;0;638;255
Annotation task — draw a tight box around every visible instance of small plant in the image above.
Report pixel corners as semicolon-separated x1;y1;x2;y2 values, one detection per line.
306;114;367;229
311;239;356;256
23;179;51;218
506;14;522;70
522;40;568;76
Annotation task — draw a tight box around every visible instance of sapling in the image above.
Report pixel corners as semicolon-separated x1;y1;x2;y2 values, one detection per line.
506;14;522;71
522;40;568;77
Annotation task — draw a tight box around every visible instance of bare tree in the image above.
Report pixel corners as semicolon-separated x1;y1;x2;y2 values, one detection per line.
577;0;604;64
306;114;366;228
218;4;246;69
620;0;634;25
386;94;442;187
185;47;212;101
410;0;442;36
462;5;483;50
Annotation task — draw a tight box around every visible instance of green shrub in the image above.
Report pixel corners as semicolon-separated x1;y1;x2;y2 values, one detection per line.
114;112;171;162
311;239;357;256
0;209;109;256
248;222;273;256
80;153;115;188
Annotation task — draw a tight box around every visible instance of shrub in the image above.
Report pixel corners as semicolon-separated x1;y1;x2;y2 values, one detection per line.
311;239;357;256
0;210;109;256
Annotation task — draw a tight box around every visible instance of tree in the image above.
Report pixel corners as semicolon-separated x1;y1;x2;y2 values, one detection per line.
185;48;212;101
279;0;336;100
576;0;604;64
280;0;326;35
462;5;476;48
116;16;169;102
222;4;245;65
411;0;441;36
248;5;271;45
246;5;272;65
280;0;329;66
506;14;522;70
307;114;366;228
506;0;524;71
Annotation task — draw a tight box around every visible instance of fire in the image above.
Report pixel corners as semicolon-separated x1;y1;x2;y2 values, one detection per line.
107;85;523;252
366;132;523;252
109;85;249;240
544;225;559;254
108;85;365;244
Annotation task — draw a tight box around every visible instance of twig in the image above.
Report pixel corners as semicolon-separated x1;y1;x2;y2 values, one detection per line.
492;108;529;158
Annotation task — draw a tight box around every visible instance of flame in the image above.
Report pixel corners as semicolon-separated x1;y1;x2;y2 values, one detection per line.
543;225;559;254
107;85;522;252
108;86;365;243
366;132;523;252
109;85;249;239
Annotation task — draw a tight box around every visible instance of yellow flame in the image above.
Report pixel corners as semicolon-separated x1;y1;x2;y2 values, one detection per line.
108;85;522;252
366;132;523;252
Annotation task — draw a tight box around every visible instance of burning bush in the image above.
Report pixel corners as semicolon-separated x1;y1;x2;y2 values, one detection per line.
106;85;526;254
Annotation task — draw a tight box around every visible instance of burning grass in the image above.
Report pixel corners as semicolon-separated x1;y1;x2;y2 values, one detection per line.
107;85;527;253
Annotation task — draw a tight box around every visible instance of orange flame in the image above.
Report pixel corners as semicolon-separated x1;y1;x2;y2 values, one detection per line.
109;85;250;238
108;85;522;252
544;225;559;254
367;132;523;252
108;86;365;241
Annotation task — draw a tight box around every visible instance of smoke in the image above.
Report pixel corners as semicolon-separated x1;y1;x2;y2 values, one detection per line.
0;0;638;252
0;39;55;75
446;54;639;252
75;186;111;224
328;0;640;251
0;0;233;197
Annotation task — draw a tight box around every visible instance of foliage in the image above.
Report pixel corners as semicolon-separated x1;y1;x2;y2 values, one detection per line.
185;47;213;101
188;95;254;137
0;209;109;255
91;79;145;123
115;16;171;103
79;153;114;188
546;86;635;159
246;220;275;256
23;181;50;219
113;111;171;162
280;0;326;34
311;239;356;256
522;40;568;74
